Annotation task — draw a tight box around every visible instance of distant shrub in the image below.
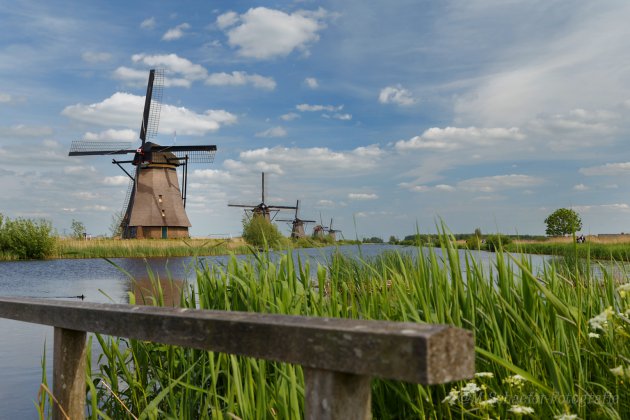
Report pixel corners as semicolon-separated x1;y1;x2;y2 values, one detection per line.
466;235;482;249
484;234;512;252
242;217;284;248
0;214;57;259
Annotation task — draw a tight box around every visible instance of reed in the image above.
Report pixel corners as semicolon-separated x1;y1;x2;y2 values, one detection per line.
54;238;249;259
74;230;629;418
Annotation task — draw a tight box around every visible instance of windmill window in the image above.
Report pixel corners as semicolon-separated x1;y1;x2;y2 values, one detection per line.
158;195;163;203
161;210;165;217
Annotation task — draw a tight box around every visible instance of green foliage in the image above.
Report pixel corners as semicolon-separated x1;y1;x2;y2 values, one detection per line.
465;235;482;249
362;236;384;243
0;214;56;259
545;208;582;236
109;210;124;238
388;235;399;244
484;234;512;252
70;219;86;239
87;235;630;419
242;216;285;248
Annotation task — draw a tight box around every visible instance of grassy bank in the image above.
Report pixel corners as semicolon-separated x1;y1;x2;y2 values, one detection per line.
53;238;251;259
66;234;630;419
506;241;630;261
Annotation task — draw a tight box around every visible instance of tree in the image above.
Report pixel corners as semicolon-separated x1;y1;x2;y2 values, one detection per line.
70;219;86;239
109;210;124;238
545;208;582;236
242;216;284;248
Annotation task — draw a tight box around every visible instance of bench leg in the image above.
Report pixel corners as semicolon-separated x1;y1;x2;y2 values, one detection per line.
303;368;372;420
53;327;87;420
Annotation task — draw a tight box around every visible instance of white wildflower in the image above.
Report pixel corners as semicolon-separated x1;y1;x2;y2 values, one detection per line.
503;374;526;387
442;388;460;405
478;397;500;407
617;283;630;292
554;414;578;420
588;307;614;331
509;404;535;415
461;382;481;397
474;372;494;378
588;332;600;338
610;365;630;378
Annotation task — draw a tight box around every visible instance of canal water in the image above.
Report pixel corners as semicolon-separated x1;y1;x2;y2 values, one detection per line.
0;245;548;418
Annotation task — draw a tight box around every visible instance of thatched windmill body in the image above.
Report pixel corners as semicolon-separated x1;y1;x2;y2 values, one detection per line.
228;172;296;222
277;200;316;238
68;69;216;239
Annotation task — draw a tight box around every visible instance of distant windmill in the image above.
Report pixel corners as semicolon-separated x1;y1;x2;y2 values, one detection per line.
228;172;296;221
328;218;343;241
312;212;329;239
277;200;316;238
68;69;217;239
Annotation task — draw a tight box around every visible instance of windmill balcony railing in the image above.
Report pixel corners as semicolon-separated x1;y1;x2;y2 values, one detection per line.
0;296;474;420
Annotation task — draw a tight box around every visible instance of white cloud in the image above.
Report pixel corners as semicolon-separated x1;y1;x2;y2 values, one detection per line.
64;165;96;175
305;77;318;88
573;183;589;191
102;176;129;186
457;174;543;192
162;23;190;41
81;51;112;63
395;126;525;151
297;103;343;112
379;85;416;106
216;11;239;29
348;193;378;200
579;162;630;176
113;66;191;88
83;129;137;141
131;53;208;80
0;93;12;103
453;4;630;127
280;112;300;121
573;203;630;213
332;113;352;121
140;17;156;29
236;144;384;175
217;7;329;59
255;126;287;138
62;92;237;135
191;169;232;182
205;71;276;90
316;199;335;208
399;183;455;192
0;124;53;137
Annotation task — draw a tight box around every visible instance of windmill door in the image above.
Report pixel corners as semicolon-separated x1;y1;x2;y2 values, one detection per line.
161;227;168;239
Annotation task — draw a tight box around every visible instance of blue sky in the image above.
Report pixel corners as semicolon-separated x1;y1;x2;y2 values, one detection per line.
2;0;630;238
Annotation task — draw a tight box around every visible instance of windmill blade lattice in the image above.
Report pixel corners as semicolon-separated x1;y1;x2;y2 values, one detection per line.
69;141;134;156
145;69;164;141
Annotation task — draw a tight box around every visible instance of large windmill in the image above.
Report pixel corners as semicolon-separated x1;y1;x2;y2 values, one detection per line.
228;172;296;221
68;69;217;239
277;200;316;238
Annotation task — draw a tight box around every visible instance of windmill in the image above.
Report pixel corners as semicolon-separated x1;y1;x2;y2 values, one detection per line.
328;218;343;241
312;212;329;239
228;172;296;221
277;200;316;238
68;69;217;239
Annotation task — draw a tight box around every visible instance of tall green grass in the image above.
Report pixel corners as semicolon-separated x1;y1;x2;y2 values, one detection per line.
74;232;630;418
54;238;249;259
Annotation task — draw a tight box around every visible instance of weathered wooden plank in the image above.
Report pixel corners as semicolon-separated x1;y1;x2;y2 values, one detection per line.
0;297;474;384
304;368;372;420
53;327;87;420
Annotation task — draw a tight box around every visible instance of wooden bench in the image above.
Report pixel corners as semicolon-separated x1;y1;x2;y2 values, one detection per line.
0;297;474;419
